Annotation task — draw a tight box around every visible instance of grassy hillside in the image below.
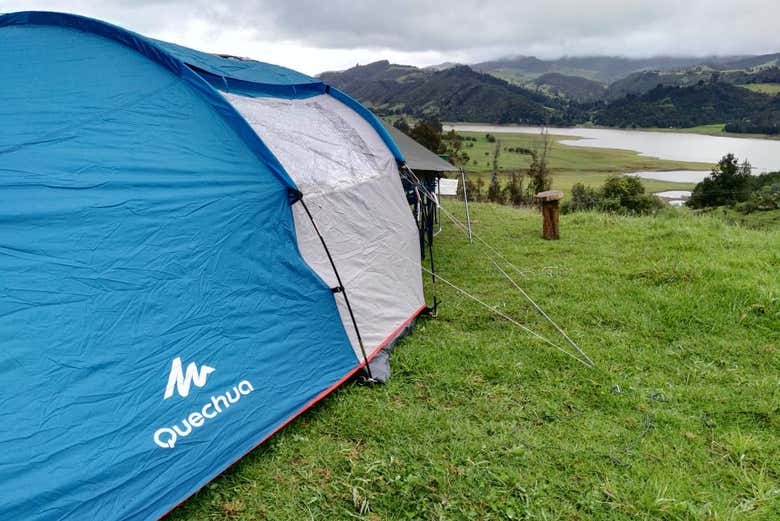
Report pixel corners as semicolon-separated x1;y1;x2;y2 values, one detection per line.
319;62;572;125
171;204;780;520
606;67;718;100
701;206;780;229
743;84;780;95
532;73;607;102
472;56;745;83
607;66;780;100
641;123;780;140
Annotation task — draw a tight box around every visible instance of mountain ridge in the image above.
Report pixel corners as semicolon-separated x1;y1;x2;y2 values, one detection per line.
319;57;780;133
319;62;578;125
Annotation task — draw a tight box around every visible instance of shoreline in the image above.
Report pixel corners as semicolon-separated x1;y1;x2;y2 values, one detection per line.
444;122;780;141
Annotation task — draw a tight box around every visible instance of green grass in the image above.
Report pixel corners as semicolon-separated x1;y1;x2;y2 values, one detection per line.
172;204;780;520
699;207;780;230
459;131;703;194
742;84;780;96
644;123;780;141
645;124;730;136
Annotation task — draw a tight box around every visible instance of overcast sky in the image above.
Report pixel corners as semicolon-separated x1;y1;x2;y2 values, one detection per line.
1;1;778;75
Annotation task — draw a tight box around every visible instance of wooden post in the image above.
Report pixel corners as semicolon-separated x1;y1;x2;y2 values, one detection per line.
534;190;564;240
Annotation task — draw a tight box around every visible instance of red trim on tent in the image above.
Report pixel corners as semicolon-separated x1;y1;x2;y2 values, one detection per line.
364;304;427;362
159;303;427;519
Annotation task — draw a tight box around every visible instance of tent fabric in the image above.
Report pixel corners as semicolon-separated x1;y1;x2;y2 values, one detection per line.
383;122;458;173
224;93;425;359
330;87;405;164
152;39;321;87
224;93;397;194
0;11;425;521
0;11;401;176
291;176;426;357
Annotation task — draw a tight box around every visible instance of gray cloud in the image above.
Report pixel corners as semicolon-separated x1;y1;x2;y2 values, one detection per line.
1;0;778;73
257;0;779;57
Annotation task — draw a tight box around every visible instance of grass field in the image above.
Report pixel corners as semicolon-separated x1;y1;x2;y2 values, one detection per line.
457;131;705;194
742;84;780;96
172;204;779;520
701;206;780;230
643;123;780;141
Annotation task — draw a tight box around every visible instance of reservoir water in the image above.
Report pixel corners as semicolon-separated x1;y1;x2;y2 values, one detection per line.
446;124;780;181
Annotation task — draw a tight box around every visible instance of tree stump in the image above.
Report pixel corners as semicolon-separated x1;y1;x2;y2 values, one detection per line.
534;190;564;240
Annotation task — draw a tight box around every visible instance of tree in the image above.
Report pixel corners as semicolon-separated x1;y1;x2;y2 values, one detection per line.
526;129;553;198
409;120;445;154
486;140;504;203
487;174;503;203
687;153;753;208
393;118;410;135
441;129;470;167
503;172;526;206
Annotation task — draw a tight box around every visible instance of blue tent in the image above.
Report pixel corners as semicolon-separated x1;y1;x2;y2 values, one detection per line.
0;11;425;520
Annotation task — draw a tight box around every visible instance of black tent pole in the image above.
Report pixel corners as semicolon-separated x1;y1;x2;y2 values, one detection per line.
425;185;439;316
298;198;374;380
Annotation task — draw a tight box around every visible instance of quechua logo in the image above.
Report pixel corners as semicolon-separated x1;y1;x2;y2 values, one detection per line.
164;356;215;399
154;356;255;449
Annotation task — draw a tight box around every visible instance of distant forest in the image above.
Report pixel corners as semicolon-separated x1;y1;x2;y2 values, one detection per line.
595;82;780;133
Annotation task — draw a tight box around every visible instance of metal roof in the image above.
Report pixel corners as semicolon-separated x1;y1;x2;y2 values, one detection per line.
382;122;458;173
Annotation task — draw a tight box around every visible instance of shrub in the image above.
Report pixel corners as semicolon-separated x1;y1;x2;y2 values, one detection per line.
563;177;664;215
474;177;486;202
687;153;753;208
735;199;759;214
564;182;600;212
600;176;664;214
751;182;780;211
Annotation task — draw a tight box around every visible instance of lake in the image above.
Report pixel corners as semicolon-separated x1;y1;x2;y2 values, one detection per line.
446;124;780;182
627;170;710;183
655;190;693;207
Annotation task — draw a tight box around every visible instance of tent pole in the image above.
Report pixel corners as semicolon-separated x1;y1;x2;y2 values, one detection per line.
460;168;473;243
424;189;439;316
402;165;439;316
298;198;373;379
433;175;442;238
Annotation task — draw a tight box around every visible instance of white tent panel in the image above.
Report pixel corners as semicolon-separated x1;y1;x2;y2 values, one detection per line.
225;93;396;194
292;176;425;354
224;92;425;359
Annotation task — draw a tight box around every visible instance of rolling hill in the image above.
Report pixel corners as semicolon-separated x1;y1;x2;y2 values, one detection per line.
471;55;746;83
532;73;607;102
319;61;576;125
595;82;776;129
607;64;780;99
319;56;780;133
